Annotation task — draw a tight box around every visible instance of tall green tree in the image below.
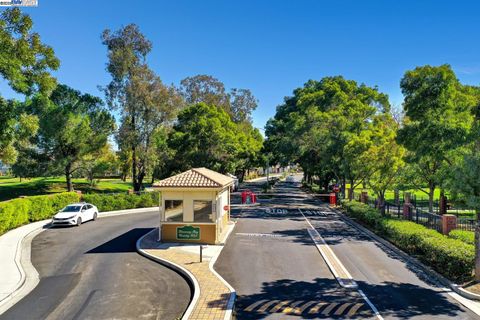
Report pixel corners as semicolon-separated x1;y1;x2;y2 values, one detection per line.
0;8;59;164
448;85;480;280
168;103;243;173
265;76;390;195
180;74;259;124
34;84;115;191
180;75;230;113
102;24;183;191
397;64;474;212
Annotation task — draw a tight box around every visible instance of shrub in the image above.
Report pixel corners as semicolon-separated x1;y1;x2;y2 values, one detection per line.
341;200;475;282
0;192;80;235
82;192;159;212
449;230;475;245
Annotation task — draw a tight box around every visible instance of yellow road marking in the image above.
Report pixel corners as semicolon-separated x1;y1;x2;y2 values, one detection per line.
270;300;292;312
282;300;304;314
295;301;317;314
244;300;269;312
257;300;280;313
347;303;364;317
334;303;351;315
308;302;328;314
322;303;339;315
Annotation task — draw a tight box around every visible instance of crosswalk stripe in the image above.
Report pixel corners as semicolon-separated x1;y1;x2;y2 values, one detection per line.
257;300;280;313
295;301;317;314
347;303;364;317
322;303;339;315
308;302;328;314
244;300;269;312
334;303;351;315
282;300;304;314
270;300;292;313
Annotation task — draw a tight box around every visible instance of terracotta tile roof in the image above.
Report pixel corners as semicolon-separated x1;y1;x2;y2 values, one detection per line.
153;168;234;188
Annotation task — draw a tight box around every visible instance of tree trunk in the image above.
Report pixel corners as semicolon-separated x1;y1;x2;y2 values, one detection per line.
65;162;73;192
476;209;480;281
132;145;140;192
348;179;354;201
378;192;386;216
428;183;435;213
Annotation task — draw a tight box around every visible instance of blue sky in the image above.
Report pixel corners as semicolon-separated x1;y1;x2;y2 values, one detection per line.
2;1;480;131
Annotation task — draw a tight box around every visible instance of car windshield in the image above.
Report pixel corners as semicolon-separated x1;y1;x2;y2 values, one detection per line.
62;205;82;212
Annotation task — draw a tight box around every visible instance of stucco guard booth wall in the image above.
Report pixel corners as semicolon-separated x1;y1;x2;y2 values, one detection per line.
153;168;234;245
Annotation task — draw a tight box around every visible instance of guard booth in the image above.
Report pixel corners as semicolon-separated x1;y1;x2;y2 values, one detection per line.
153;167;234;245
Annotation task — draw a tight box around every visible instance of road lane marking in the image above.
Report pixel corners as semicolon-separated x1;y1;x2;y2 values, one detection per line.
358;289;383;319
308;302;328;314
347;303;364;317
244;299;268;312
243;300;369;317
322;302;339;315
270;300;292;312
282;300;304;314
299;207;384;320
236;233;282;238
295;301;317;314
257;300;280;312
300;208;356;289
334;302;351;315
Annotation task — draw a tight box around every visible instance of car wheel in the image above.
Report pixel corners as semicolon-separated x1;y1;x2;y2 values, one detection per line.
76;217;82;226
93;212;98;221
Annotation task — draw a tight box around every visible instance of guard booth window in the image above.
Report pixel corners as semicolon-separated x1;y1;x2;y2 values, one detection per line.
165;200;183;222
194;200;213;222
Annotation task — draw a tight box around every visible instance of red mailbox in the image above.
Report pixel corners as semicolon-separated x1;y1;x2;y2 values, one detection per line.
329;193;336;206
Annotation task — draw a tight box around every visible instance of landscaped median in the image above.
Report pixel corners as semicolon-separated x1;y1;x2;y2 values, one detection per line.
0;191;159;236
341;200;474;283
137;226;236;320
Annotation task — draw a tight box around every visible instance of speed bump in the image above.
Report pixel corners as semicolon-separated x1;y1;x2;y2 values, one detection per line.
243;300;365;317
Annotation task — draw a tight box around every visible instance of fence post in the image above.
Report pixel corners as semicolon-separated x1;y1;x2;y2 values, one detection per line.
360;191;368;204
441;214;457;235
394;189;399;205
439;195;447;215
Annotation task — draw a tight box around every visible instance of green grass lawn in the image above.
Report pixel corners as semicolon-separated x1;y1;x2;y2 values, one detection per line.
0;177;150;202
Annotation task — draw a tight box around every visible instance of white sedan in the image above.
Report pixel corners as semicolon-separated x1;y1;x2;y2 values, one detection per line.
52;203;99;227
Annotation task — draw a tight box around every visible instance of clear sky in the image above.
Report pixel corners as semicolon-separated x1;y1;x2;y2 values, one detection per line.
2;1;480;131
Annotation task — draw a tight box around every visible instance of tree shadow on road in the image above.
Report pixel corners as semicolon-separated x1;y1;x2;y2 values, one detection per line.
85;228;153;253
212;278;468;319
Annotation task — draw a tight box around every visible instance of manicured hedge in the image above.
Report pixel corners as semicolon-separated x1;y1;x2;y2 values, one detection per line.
0;192;80;235
449;230;475;245
0;191;160;236
82;192;160;212
341;200;475;282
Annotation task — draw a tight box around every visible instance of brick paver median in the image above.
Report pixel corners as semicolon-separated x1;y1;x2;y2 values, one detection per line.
140;230;233;320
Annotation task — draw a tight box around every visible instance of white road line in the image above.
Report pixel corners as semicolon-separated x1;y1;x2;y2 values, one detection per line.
358;289;384;320
299;207;384;320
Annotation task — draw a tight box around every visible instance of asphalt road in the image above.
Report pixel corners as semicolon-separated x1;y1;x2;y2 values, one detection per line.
0;212;190;320
216;175;479;319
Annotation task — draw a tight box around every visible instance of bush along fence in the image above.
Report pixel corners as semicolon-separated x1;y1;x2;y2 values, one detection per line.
353;191;477;233
341;200;474;283
0;191;160;236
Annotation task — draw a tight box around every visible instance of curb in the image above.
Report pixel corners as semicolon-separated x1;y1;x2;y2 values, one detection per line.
0;207;159;315
136;229;200;320
209;222;237;320
0;221;48;315
98;206;158;218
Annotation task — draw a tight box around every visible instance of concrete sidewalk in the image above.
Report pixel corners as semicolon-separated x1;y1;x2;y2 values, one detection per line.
138;223;236;320
0;206;158;313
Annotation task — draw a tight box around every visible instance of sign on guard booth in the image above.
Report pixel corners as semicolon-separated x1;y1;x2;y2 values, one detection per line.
153;168;234;245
